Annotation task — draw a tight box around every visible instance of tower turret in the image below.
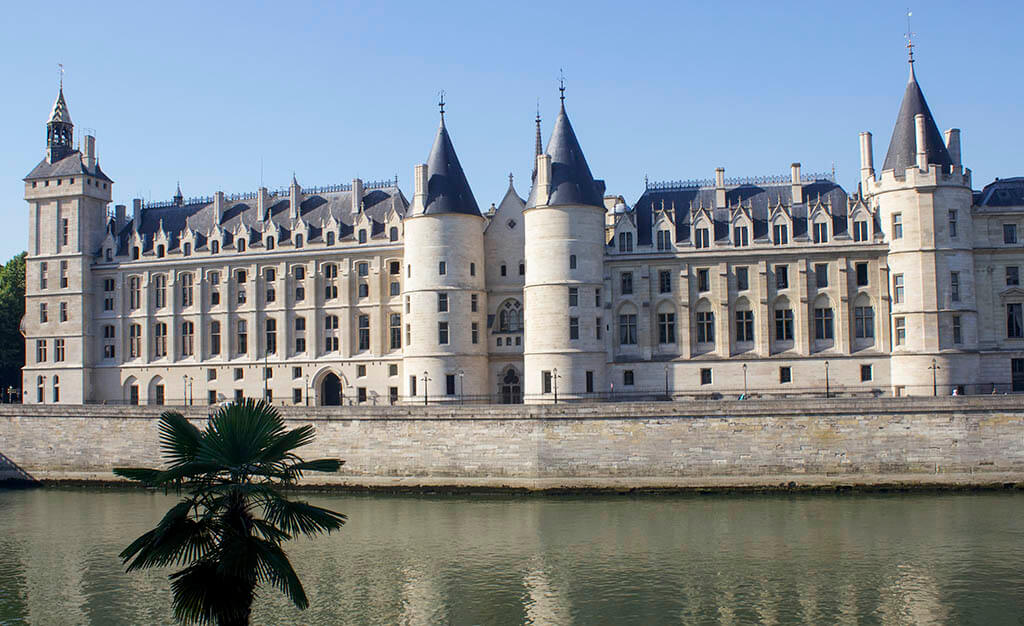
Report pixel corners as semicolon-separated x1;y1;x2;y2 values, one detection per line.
46;87;74;163
523;86;607;401
402;101;488;402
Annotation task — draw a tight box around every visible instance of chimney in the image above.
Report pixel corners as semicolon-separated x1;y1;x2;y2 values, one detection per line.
214;191;225;225
257;187;270;221
115;204;126;230
536;154;553;206
82;135;97;170
914;114;929;171
289;178;301;219
714;167;726;208
413;164;428;213
132;198;142;231
790;163;803;205
351;178;364;214
859;132;874;181
945;128;962;167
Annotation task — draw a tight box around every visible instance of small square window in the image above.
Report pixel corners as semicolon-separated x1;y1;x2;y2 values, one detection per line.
623;370;634;386
700;368;712;385
234;368;244;381
357;364;367;377
292;366;302;379
207;368;217;381
779;366;791;384
389;364;399;376
860;364;873;382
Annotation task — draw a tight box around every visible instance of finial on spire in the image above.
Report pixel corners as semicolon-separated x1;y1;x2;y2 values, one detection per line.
509;172;514;187
558;69;566;107
58;63;64;90
438;90;446;121
905;9;916;65
534;101;543;158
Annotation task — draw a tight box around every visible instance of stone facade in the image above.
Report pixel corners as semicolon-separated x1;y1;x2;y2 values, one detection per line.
19;54;1024;405
3;397;1024;488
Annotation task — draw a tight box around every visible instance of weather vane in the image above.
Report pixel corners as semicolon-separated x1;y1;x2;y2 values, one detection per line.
439;90;446;120
905;9;916;64
558;69;566;104
58;63;64;89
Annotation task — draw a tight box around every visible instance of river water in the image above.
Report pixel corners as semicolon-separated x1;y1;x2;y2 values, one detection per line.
1;489;1022;625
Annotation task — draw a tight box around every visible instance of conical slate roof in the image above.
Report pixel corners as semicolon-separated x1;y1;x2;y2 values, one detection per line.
882;65;953;173
49;89;72;126
420;117;480;216
528;103;602;208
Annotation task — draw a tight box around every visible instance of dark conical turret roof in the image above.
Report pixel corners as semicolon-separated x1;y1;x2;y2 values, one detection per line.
419;117;480;216
48;88;72;126
882;64;953;173
528;102;602;208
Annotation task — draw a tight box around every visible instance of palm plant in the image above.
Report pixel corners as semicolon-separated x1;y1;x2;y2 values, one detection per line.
114;399;346;626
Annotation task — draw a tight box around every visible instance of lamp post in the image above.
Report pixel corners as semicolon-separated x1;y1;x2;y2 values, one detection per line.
263;346;269;403
304;375;309;407
458;369;465;405
928;358;940;396
182;374;187;406
742;363;748;398
422;371;431;406
664;364;670;400
188;376;194;406
824;360;830;399
553;368;559;404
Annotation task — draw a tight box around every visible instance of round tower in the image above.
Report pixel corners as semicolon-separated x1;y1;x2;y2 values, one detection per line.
523;93;607;402
862;56;977;396
402;107;488;402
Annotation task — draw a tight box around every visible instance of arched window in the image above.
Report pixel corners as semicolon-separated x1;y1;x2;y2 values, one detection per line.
157;244;165;258
154;322;168;357
266;236;275;250
853;294;875;343
772;296;794;343
498;299;522;332
37;375;45;403
183;242;191;256
389;227;398;242
211;240;219;254
180;273;194;308
813;295;834;342
52;375;60;403
695;299;715;344
153;274;167;308
326;231;335;246
618;303;638;345
656;301;676;345
734;297;754;344
358;229;367;244
237;238;246;252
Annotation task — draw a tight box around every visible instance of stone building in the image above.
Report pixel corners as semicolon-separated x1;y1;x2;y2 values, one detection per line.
20;53;1024;404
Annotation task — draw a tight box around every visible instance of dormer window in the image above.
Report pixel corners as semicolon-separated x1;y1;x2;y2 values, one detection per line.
105;248;112;262
656;229;672;250
358;230;367;244
157;245;165;258
211;240;220;254
237;239;246;252
618;232;633;253
183;242;192;256
265;236;275;250
132;246;140;260
695;228;710;249
295;234;303;248
853;220;868;242
812;221;829;244
773;223;788;245
326;232;335;246
733;226;749;247
389;227;398;242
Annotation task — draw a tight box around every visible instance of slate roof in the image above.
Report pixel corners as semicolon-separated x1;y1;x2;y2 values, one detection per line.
49;89;72;125
631;179;849;247
976;178;1024;210
118;186;407;254
882;64;954;173
24;151;113;182
417;117;481;217
526;103;603;209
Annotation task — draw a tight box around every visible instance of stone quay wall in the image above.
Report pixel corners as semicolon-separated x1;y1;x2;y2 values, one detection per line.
2;397;1024;490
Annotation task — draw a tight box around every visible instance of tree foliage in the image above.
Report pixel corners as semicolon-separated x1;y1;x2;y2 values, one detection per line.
115;399;346;625
0;252;26;394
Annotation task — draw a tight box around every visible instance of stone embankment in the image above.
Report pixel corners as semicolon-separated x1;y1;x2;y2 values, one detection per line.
2;397;1023;491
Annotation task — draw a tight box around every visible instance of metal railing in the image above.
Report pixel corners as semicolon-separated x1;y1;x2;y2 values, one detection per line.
646;172;834;192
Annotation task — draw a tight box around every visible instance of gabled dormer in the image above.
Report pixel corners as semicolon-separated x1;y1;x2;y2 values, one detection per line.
768;198;793;246
691;205;714;250
847;195;874;242
652;209;675;251
612;210;637;254
179;228;197;257
729;202;753;248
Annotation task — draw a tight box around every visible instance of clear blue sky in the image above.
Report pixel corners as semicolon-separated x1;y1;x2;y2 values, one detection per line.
2;1;1021;262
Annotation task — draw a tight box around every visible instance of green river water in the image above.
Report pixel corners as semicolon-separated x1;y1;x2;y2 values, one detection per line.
1;489;1022;625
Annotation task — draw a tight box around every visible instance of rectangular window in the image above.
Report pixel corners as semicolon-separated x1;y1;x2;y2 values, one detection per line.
700;368;712;385
210;321;221;356
235;368;244;381
735;310;754;342
60;261;68;289
445;375;456;396
471;322;479;344
59;301;67;322
61;218;69;246
893;274;905;304
736;267;749;292
623;370;635;386
696;311;714;343
208;390;218;405
1008;303;1023;339
595;289;601;307
621;272;633;295
779;366;792;384
814;308;834;340
618;232;633;252
1007;267;1020;287
950;272;960;302
618;314;637;345
358;315;370;350
853;220;868;242
892;213;903;239
815;263;828;288
596;317;602;340
129;324;141;358
390;313;402;350
948;210;958;239
856;262;869;287
860;364;873;382
292;366;302;379
656;230;672;250
775;309;793;341
569;317;579;340
658;312;676;344
733;226;749;247
695;228;709;249
236;321;247;355
293;388;303;404
697;268;710;293
438;261;446;275
40;262;47;289
182;321;195;357
356;365;366;378
894;316;906;346
39;303;47;323
1005;224;1018;244
773;223;788;245
569;287;578;307
586;371;594;393
540;371;553;394
569;254;577;269
812;222;828;244
658;270;671;294
855;306;875;339
54;339;65;362
438;293;448;312
264;319;276;355
438;321;449;345
775;265;789;290
36;340;47;362
154;323;168;357
952;314;962;344
471;294;478;312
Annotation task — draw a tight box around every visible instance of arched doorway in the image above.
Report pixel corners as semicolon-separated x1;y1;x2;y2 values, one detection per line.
500;368;522;404
321;373;342;406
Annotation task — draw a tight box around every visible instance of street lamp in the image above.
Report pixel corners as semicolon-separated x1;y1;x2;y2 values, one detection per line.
458;369;465;405
182;374;188;406
742;363;748;398
928;358;940;396
664;364;670;400
553;368;559;404
422;371;431;406
824;360;830;399
304;375;310;407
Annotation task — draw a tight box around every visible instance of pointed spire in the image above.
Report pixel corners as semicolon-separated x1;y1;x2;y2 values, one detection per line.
420;107;481;216
535;101;543;158
881;55;953;173
173;181;183;206
526;85;602;209
558;69;566;110
438;90;446;124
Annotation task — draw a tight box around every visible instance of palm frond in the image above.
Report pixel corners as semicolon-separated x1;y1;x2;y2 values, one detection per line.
248;538;309;610
169;559;254;626
121;499;217;572
200;400;287;470
255;425;318;467
113;467;162;485
263;497;347;537
158;410;203;468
